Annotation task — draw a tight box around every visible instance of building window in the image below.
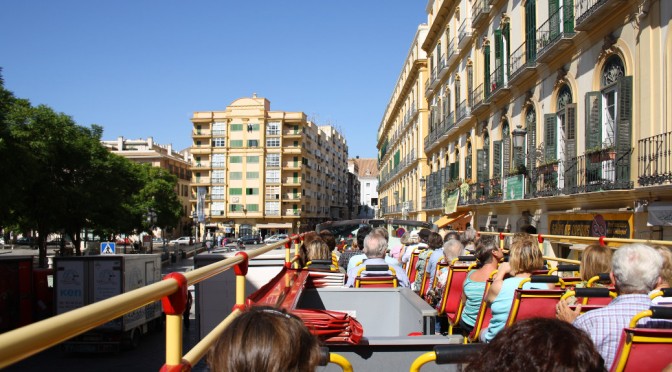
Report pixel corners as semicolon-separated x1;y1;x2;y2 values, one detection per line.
213;137;226;147
246;171;259;179
211;202;225;216
265;185;280;200
213;122;226;135
211;186;225;200
229;172;242;180
265;201;280;215
229;188;242;195
246;204;259;212
247;123;259;132
267;122;280;135
230;140;243;148
247;139;259;147
266;138;280;147
229;204;244;212
212;170;225;183
266;153;280;167
246;156;259;163
212;154;226;168
266;170;280;183
231;124;243;131
230;156;242;163
246;188;258;195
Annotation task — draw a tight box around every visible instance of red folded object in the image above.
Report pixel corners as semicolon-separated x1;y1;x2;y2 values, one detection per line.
291;309;363;345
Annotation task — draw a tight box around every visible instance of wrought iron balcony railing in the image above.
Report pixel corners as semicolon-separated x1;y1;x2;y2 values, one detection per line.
638;130;672;186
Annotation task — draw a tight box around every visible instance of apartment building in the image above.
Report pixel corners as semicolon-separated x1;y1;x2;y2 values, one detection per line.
380;0;672;240
101;136;192;236
348;158;379;218
190;95;349;239
345;161;362;219
377;25;431;222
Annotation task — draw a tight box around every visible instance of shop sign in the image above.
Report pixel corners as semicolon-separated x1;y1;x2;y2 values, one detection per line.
548;213;633;239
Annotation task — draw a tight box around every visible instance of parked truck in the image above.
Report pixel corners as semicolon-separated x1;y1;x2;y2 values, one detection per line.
54;254;162;352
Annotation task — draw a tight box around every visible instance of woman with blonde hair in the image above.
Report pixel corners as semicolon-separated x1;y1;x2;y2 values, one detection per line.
208;306;321;372
480;238;550;342
579;244;613;284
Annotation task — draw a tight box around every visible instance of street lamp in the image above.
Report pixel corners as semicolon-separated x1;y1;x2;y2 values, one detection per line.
191;210;198;245
419;176;426;190
512;124;527;148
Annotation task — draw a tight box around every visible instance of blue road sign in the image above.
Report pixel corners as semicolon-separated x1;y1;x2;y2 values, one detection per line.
101;242;116;255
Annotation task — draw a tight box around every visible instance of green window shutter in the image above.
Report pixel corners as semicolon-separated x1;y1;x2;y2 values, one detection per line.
563;0;574;33
394;151;400;167
495;29;503;70
230;140;243;148
526;0;537;62
527;120;537;166
230;124;243;131
230;156;242;163
484;45;491;96
503;23;511;76
549;0;560;38
544;114;557;161
466;155;473;181
229;188;242;195
616;76;633;183
565;104;577;159
493;140;502;177
246;156;259;163
477;149;488;182
585;92;602;152
503;136;511;176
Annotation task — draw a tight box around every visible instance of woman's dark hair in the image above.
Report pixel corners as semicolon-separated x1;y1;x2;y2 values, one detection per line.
319;229;336;251
474;236;498;267
427;232;443;249
467;318;605;372
356;225;373;250
208;306;321;372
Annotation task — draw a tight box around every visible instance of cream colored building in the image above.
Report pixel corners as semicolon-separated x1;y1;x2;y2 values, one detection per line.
379;0;672;240
190;96;348;239
101;136;192;237
377;25;430;222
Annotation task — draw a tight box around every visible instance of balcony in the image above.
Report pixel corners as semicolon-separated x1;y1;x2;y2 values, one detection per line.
509;40;537;84
285;209;301;216
536;5;575;63
574;0;626;31
472;0;492;29
282;162;301;170
446;38;459;65
638;131;672;186
470;84;489;116
488;64;510;102
283;193;302;201
192;177;210;185
190;162;210;170
455;99;471;127
437;54;449;82
283;177;301;185
192;129;211;138
190;145;211;155
458;18;473;49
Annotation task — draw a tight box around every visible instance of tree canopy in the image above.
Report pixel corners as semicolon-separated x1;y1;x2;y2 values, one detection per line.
0;70;185;267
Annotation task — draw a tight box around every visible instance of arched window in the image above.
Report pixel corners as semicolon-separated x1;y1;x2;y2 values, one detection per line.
465;139;473;181
451;145;460;181
525;105;537;168
544;84;576;191
494;122;510;177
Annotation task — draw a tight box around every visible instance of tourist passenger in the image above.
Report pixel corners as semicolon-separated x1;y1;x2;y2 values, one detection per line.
208;306;321;372
557;243;665;369
651;245;672;304
390;231;410;262
458;236;502;334
338;225;371;270
480;238;550;342
304;239;332;269
400;228;430;264
412;232;444;292
347;227;401;272
579;244;613;286
346;232;410;288
319;229;339;269
467;318;605;372
427;236;465;289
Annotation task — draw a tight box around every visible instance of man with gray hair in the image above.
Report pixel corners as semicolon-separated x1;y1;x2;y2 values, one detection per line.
426;237;465;287
345;232;410;288
557;243;667;369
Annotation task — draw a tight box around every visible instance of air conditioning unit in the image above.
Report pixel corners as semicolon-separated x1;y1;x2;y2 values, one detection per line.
403;201;410;210
231;196;240;203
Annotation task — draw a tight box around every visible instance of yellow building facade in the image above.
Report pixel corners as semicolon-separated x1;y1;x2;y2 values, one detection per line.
379;0;672;239
190;96;348;239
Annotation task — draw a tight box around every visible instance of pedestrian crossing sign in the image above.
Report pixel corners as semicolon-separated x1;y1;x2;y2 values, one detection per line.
101;242;116;255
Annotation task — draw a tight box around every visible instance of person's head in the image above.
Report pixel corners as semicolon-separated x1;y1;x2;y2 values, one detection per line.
208;306;321;372
356;225;373;251
427;232;443;249
461;227;477;243
418;228;431;243
363;232;388;259
508;238;544;275
653;245;672;288
580;244;613;281
443;239;465;263
474;236;501;266
612;243;663;294
305;239;330;263
467;318;605;372
511;232;533;245
372;226;389;242
319;230;336;252
399;232;411;246
410;230;420;243
444;230;460;243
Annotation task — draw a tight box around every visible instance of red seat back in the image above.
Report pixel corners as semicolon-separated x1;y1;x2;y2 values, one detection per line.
438;264;471;319
505;289;565;327
611;328;672;372
407;250;425;283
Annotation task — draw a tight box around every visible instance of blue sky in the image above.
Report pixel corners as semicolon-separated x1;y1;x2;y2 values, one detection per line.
0;1;426;158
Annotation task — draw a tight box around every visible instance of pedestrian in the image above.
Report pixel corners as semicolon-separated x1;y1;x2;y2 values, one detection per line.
184;290;193;329
206;239;212;253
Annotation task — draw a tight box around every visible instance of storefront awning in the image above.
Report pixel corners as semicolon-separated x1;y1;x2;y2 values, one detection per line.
435;212;472;229
648;202;672;226
256;223;293;229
